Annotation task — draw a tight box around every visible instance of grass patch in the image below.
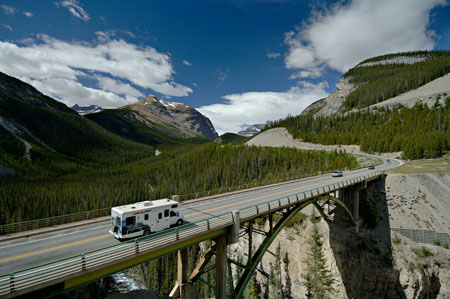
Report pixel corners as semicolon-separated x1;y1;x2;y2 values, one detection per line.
389;155;450;175
414;246;433;258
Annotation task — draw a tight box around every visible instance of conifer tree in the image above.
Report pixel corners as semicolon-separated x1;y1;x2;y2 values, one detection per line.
302;215;335;299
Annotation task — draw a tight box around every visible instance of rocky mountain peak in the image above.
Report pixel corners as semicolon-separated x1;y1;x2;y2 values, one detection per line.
71;104;104;115
123;96;218;140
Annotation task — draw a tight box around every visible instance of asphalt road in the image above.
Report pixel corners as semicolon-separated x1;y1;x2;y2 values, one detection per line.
0;155;402;275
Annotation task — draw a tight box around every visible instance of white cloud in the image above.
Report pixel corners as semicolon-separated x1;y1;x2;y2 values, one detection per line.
0;35;192;107
182;60;192;66
95;75;143;99
289;68;323;80
23;11;33;17
214;68;230;83
95;30;135;42
21;77;128;107
3;24;13;32
55;0;90;22
198;81;328;134
285;0;447;75
1;5;15;14
266;51;281;59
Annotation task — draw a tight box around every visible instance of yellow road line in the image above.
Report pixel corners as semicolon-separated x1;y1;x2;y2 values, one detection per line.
0;234;110;263
1;175;349;263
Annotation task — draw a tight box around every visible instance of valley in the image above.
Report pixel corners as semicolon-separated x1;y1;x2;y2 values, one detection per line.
1;49;450;299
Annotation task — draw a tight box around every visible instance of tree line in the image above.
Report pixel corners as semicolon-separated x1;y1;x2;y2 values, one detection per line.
0;143;358;224
268;98;450;160
342;51;450;109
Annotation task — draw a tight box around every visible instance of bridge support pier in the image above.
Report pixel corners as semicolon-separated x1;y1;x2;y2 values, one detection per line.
338;183;366;233
215;235;228;299
170;248;199;299
353;187;360;233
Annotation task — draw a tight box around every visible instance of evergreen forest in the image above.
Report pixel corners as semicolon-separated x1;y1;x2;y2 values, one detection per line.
0;143;358;224
268;97;450;160
342;50;450;109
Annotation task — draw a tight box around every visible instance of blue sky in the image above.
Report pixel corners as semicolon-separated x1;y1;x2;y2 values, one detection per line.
1;0;449;134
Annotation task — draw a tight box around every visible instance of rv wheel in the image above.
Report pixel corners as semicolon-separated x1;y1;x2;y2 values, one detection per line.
176;219;183;226
144;229;150;236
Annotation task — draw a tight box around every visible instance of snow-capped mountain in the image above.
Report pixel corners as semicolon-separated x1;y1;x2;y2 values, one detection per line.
122;96;218;140
237;122;271;137
71;104;104;115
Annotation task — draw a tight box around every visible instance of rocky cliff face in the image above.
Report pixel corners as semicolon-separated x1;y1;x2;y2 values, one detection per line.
302;77;355;117
123;96;218;140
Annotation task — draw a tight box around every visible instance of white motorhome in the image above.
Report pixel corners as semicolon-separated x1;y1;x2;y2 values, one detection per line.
110;196;183;240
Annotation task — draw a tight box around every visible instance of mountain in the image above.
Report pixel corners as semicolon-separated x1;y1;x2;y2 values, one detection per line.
216;133;251;145
237;122;271;137
105;96;218;140
303;50;450;117
71;104;104;115
0;72;154;173
269;51;450;160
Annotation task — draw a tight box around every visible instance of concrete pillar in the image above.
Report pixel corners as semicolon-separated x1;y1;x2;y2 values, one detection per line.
178;248;188;297
229;210;240;244
170;248;188;298
215;235;228;299
353;188;360;233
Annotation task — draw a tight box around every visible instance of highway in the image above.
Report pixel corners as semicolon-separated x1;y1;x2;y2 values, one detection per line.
0;155;402;276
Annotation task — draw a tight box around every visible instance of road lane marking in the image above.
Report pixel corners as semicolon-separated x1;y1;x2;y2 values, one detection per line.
1;170;379;263
0;224;111;250
0;234;110;263
184;176;345;217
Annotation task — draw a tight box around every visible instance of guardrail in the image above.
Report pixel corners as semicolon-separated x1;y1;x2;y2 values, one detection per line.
0;173;325;236
0;208;110;236
0;168;375;236
0;171;384;297
391;228;449;246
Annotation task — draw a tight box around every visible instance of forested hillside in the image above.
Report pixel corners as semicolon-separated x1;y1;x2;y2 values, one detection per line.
269;98;450;159
0;72;156;174
0;143;358;224
85;108;210;148
342;50;450;109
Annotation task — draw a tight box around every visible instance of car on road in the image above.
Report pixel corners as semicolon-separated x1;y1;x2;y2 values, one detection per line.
332;170;343;177
386;159;391;163
368;165;375;169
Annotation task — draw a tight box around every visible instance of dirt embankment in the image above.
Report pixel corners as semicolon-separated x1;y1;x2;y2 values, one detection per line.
247;127;361;153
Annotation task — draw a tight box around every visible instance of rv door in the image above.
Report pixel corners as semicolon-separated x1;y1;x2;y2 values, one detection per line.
156;209;170;231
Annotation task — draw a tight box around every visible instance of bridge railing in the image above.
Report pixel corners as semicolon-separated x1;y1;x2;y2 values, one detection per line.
0;165;384;236
0;171;384;296
0;208;111;236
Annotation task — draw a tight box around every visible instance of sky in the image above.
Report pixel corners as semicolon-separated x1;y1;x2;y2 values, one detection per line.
1;0;449;134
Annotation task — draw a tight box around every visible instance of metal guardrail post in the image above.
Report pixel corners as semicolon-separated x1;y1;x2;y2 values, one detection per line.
278;199;281;208
175;228;179;241
135;239;139;254
10;274;15;293
256;205;259;214
207;219;210;230
81;255;86;271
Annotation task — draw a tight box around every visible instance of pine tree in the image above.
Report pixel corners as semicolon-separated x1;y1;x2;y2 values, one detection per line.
302;216;335;298
269;243;282;298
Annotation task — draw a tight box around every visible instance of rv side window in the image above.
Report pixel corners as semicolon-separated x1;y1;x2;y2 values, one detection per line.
170;211;177;217
145;214;149;221
158;213;162;220
164;209;169;217
125;216;135;227
171;204;178;208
